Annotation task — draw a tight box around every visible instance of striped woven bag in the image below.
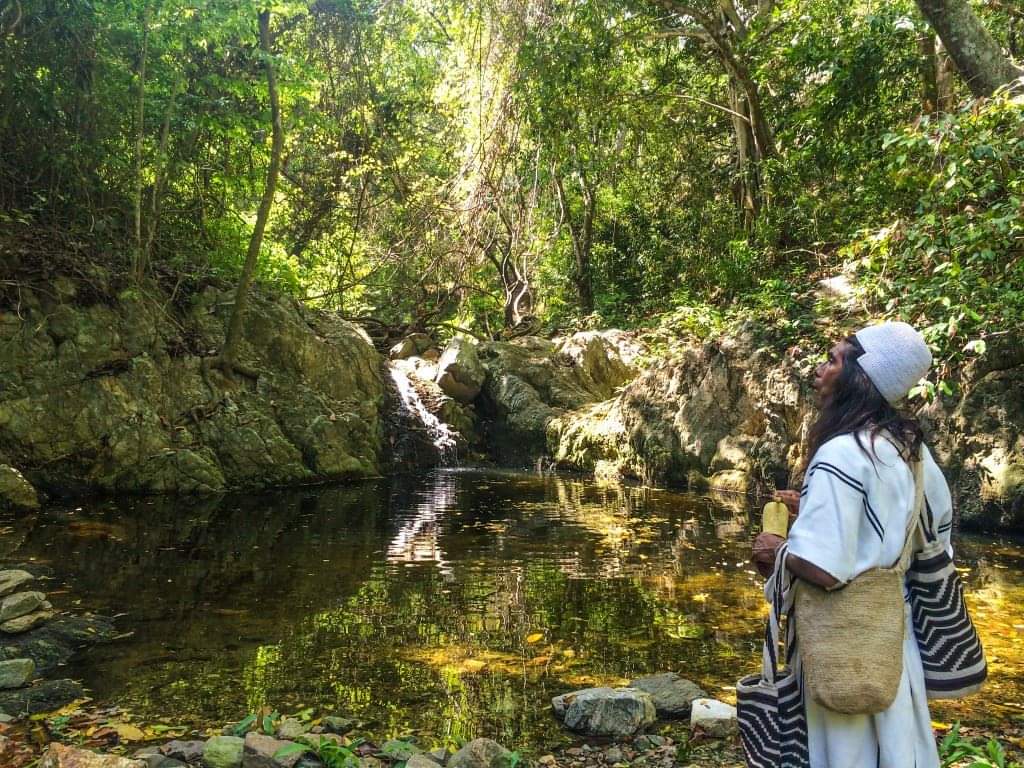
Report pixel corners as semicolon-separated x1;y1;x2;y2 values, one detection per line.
737;543;809;768
906;473;987;699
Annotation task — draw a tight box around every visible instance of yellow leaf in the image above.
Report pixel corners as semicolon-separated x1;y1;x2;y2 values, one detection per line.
526;633;543;644
463;659;487;673
692;593;710;603
114;724;146;741
931;721;952;732
561;649;576;659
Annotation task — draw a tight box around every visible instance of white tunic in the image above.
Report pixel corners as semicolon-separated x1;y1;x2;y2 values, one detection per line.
785;431;953;768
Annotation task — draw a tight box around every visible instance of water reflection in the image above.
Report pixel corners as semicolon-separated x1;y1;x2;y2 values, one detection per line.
0;470;1020;747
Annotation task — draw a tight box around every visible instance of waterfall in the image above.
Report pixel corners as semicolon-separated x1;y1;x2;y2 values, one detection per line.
387;364;458;464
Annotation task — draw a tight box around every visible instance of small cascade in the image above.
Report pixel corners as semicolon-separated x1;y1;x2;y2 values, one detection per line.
385;364;458;467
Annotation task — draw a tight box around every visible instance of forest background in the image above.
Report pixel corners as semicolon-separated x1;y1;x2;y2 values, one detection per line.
1;0;1022;396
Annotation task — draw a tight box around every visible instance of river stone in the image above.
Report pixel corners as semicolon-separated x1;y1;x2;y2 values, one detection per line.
320;716;356;735
0;465;40;510
0;658;34;688
1;604;55;633
627;672;706;718
0;591;46;622
379;740;421;761
435;338;485;403
275;718;307;741
0;677;83;714
0;570;35;598
552;687;656;737
243;732;305;768
160;740;207;763
448;739;514;768
204;736;244;768
406;756;438;768
40;742;146;768
689;698;737;738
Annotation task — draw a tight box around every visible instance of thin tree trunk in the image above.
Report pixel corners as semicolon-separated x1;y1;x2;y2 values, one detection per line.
144;76;184;265
219;10;283;375
553;171;595;315
132;4;150;283
915;0;1023;97
936;38;958;112
919;33;940;115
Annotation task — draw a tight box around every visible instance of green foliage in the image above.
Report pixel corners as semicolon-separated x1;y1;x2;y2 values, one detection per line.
847;91;1024;389
939;723;1022;768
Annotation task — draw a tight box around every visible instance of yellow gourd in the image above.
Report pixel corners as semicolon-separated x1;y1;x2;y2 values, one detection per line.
762;501;790;537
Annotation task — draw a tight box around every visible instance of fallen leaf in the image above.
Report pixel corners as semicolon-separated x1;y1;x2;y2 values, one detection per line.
526;633;543;644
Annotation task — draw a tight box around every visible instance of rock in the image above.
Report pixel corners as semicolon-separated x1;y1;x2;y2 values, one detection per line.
140;757;187;768
39;743;146;768
390;334;434;360
428;748;448;764
0;613;116;674
0;281;385;495
0;591;46;622
320;716;356;735
0;658;35;688
0;678;82;714
275;719;306;741
0;465;40;510
604;747;623;764
448;739;514;768
627;673;707;718
379;740;420;761
358;759;383;768
203;736;245;768
435;338;485;403
1;605;55;633
689;698;737;738
552;687;656;737
160;740;207;763
0;570;35;598
406;756;438;768
243;732;306;768
538;756;556;766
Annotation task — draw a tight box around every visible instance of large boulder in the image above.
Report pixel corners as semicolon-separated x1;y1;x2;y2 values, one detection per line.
0;465;39;510
40;743;145;768
435;338;485;403
552;687;656;737
627;672;706;718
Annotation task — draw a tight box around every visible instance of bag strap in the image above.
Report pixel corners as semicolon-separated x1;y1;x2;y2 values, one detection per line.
761;541;792;685
895;448;926;573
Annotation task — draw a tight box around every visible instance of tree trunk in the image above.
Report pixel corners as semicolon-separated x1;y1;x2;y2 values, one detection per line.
919;33;940;115
132;5;149;283
219;10;283;374
553;171;595;316
915;0;1023;97
936;38;958;112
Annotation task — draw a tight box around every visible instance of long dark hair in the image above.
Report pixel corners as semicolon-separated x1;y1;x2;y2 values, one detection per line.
806;335;925;465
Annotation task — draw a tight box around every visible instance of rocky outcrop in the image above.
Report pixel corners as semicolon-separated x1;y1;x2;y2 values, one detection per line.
494;327;1022;532
476;331;646;461
434;338;486;403
0;276;385;495
548;330;808;490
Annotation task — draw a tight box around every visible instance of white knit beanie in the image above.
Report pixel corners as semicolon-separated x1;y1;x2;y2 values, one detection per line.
854;322;932;404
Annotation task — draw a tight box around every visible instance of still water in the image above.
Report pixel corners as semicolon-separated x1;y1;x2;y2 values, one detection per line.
0;469;1021;748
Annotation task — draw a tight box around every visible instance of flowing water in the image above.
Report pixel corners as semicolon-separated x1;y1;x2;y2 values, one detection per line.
0;469;1021;750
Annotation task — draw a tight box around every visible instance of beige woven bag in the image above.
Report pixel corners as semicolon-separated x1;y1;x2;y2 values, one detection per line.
794;454;924;715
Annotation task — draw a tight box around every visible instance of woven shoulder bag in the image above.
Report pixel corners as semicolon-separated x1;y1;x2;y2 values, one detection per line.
793;453;924;715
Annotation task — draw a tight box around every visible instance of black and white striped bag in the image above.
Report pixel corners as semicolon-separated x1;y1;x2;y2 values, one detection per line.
906;491;987;699
737;543;809;768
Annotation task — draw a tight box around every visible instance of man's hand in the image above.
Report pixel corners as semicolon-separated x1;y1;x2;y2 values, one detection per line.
752;532;785;578
773;489;800;517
